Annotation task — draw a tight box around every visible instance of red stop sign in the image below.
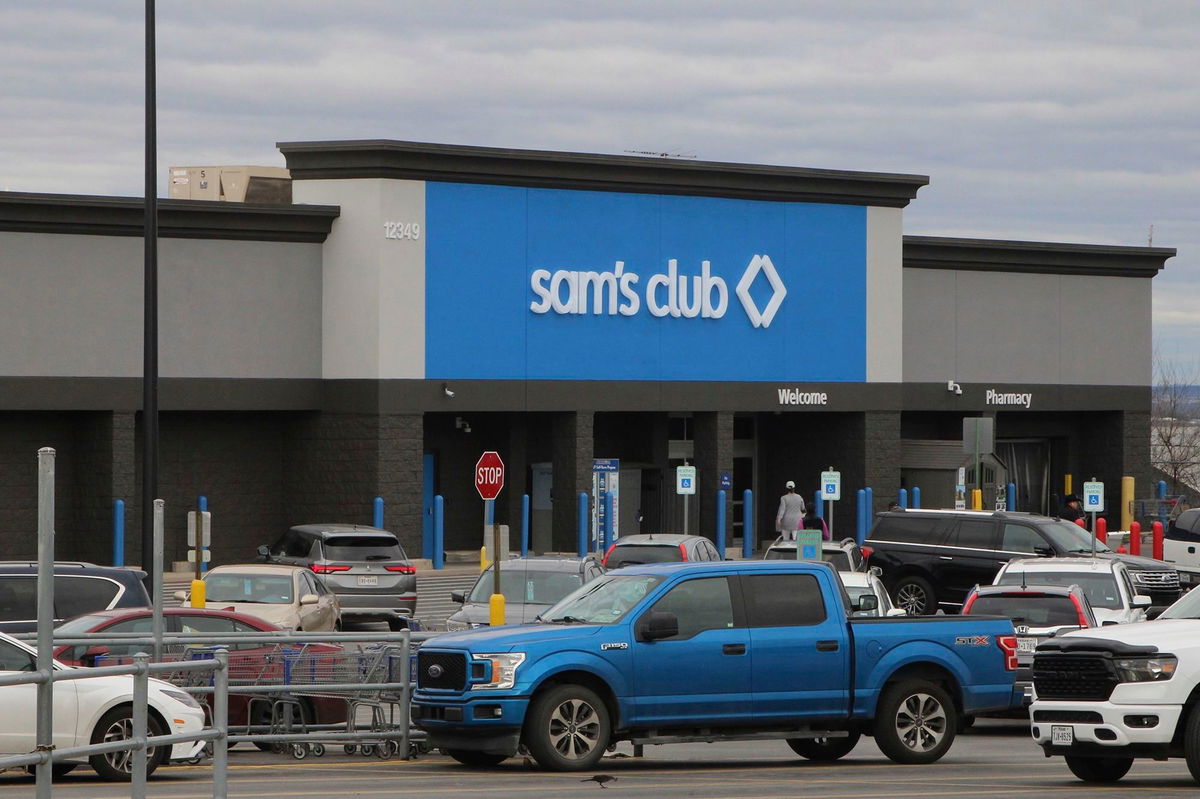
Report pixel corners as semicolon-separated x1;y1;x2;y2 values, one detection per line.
475;451;505;500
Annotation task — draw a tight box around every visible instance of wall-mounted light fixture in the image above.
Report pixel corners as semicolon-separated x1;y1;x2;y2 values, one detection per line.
442;382;455;399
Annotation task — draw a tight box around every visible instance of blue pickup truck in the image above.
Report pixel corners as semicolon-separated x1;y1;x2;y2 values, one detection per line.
412;560;1019;770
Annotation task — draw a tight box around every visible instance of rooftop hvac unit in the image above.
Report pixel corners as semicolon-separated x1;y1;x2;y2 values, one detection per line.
167;165;292;203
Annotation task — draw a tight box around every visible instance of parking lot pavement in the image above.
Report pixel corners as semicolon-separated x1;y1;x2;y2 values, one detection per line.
2;721;1198;799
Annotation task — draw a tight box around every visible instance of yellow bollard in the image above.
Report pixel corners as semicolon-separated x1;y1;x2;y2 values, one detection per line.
489;592;507;626
971;489;982;510
1064;474;1073;497
1121;476;1135;532
480;546;489;572
190;578;206;609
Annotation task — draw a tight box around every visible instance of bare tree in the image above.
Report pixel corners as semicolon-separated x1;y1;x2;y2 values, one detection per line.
1152;355;1200;496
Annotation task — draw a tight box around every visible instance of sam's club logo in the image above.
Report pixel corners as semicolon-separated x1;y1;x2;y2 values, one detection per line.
529;254;787;329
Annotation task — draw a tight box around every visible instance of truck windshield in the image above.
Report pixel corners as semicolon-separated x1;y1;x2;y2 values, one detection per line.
1158;588;1200;619
996;571;1121;609
540;574;664;624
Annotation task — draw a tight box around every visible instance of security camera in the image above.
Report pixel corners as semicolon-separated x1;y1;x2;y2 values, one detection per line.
442;383;455;399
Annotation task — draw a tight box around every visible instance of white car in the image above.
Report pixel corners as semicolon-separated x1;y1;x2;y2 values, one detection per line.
177;563;341;632
0;631;206;780
838;571;907;617
993;557;1151;626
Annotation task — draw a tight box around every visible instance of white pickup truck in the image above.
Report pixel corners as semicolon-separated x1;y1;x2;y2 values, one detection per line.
1031;620;1200;784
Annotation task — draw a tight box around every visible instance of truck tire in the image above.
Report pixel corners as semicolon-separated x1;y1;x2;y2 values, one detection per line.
786;732;861;761
523;683;611;771
1184;702;1200;783
445;749;509;767
873;679;957;764
1064;755;1133;783
892;576;935;616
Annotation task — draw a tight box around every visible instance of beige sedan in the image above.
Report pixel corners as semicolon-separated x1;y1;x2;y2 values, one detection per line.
176;564;341;631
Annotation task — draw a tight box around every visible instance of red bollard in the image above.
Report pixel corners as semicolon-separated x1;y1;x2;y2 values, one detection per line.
1095;517;1107;545
1074;518;1086;529
1153;521;1164;561
1129;521;1141;556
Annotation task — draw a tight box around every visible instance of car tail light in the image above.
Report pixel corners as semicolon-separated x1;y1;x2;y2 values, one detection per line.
602;544;616;566
997;635;1019;671
385;564;416;574
962;593;977;613
311;564;351;574
860;546;873;560
679;544;689;561
1070;594;1091;627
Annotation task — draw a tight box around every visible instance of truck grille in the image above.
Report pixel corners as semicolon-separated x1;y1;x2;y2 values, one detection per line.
417;652;467;690
1032;654;1118;701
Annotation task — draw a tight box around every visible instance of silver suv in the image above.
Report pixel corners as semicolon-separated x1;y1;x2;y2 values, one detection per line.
258;524;417;629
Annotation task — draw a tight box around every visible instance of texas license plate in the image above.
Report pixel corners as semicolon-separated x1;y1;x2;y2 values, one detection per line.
1051;725;1073;746
1017;637;1037;653
357;575;379;586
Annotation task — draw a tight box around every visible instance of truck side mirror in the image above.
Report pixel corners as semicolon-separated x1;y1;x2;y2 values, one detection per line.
450;590;466;604
1131;595;1152;609
854;594;879;613
636;610;679;642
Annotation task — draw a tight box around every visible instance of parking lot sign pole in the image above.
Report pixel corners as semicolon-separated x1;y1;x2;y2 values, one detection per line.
153;499;165;662
36;448;55;799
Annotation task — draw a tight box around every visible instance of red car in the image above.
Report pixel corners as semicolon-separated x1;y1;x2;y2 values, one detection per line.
54;607;348;741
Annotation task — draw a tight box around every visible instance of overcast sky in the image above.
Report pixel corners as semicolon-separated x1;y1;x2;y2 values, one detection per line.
3;1;1197;373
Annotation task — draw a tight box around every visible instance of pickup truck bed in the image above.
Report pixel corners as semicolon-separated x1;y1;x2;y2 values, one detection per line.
413;560;1018;770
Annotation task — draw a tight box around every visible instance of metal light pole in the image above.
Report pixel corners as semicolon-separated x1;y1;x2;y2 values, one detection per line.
142;0;159;594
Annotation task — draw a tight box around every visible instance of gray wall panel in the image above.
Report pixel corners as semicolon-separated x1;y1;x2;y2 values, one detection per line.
0;231;322;379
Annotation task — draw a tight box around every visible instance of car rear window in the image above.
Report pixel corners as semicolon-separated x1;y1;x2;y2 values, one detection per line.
322;536;406;562
823;551;851;571
468;567;583;605
606;545;682;568
0;576;122;622
868;515;949;546
965;594;1081;626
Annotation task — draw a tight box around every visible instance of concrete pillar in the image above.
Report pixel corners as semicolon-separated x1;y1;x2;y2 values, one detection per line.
552;411;593;551
694;411;733;542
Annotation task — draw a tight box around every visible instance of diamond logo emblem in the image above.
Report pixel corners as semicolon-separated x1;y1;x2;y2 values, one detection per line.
735;254;787;329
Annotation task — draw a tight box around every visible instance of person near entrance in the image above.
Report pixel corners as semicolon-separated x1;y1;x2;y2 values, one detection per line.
775;481;807;541
803;506;830;541
1060;494;1085;523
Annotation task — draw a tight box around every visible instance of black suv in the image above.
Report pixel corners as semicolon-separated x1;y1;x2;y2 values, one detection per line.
866;509;1181;615
0;562;153;633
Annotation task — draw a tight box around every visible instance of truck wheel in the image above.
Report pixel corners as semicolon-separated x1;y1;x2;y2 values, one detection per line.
1184;702;1200;782
1064;755;1133;783
873;679;957;764
445;749;509;767
892;576;935;616
786;732;861;761
523;683;611;771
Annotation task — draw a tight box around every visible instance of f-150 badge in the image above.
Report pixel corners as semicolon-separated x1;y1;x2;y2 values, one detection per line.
601;642;628;650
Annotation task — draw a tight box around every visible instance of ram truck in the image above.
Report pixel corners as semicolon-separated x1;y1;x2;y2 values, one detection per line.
1031;619;1200;784
413;560;1019;770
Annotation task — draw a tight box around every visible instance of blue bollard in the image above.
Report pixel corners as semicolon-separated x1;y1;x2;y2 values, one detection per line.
912;486;921;509
113;499;125;567
742;489;754;559
521;494;530;558
864;486;873;545
1007;482;1016;511
373;496;384;529
898;488;908;509
1158;480;1168;499
198;495;209;572
813;490;823;518
716;490;727;559
856;489;866;545
602;491;614;553
433;495;444;570
577;493;589;558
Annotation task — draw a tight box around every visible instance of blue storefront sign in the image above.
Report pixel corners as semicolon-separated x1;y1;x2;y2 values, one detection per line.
425;183;867;382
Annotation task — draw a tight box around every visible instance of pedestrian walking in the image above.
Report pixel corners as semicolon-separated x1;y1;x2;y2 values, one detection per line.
1060;494;1084;523
803;506;831;541
775;480;807;541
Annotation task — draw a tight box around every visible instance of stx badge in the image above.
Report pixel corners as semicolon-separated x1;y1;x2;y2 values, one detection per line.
954;635;990;647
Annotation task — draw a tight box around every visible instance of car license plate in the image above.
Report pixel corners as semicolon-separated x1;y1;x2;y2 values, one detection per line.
1017;637;1037;653
357;575;379;587
1051;725;1073;746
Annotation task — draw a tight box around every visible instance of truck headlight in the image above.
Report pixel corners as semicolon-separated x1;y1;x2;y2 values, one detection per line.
1113;655;1177;683
471;652;525;690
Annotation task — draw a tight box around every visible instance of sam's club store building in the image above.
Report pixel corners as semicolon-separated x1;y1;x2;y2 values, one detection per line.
0;140;1175;565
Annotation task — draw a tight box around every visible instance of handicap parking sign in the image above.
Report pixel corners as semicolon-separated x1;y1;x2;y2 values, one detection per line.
801;545;817;559
1082;481;1104;513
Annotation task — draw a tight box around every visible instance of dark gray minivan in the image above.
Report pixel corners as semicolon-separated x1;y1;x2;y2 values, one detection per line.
259;524;417;629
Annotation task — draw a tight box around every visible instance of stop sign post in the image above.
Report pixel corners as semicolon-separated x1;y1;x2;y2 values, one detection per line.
475;451;506;625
